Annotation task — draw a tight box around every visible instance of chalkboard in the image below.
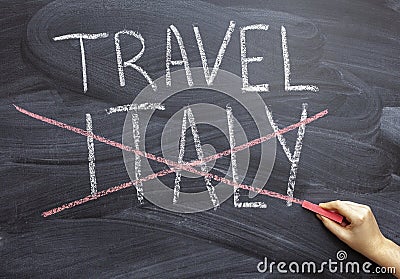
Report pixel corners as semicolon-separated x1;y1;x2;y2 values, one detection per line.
1;0;399;278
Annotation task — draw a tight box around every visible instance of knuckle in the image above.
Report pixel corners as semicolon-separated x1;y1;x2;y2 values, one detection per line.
353;213;365;223
359;211;369;222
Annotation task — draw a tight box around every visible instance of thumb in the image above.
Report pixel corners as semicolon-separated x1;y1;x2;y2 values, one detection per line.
319;215;349;242
319;200;354;223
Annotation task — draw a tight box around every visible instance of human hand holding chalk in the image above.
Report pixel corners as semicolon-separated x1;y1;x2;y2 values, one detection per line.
317;200;400;278
301;200;344;223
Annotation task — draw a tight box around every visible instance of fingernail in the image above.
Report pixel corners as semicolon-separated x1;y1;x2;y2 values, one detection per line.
316;214;322;220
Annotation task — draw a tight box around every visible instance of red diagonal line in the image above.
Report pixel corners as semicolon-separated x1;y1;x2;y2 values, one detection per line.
14;105;328;216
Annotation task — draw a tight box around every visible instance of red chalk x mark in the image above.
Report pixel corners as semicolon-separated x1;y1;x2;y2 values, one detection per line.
13;104;329;217
302;200;344;224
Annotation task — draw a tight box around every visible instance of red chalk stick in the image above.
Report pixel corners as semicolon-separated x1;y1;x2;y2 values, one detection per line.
302;200;344;224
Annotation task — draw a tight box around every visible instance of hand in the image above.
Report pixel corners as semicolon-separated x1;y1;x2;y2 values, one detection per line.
317;200;384;257
317;200;400;278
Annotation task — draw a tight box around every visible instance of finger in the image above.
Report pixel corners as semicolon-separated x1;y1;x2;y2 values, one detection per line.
320;215;349;242
340;220;348;227
319;200;355;222
342;201;367;209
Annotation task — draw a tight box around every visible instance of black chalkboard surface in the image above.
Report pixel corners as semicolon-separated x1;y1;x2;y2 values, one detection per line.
1;0;399;278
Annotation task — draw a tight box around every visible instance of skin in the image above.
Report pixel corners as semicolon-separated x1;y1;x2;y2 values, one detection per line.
316;200;400;278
